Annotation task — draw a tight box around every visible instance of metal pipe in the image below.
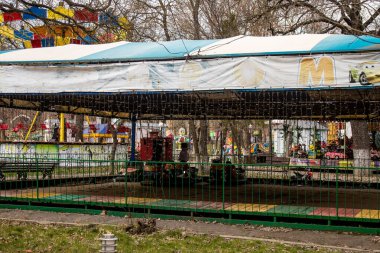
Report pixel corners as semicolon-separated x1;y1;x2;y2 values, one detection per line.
220;127;223;161
24;111;40;142
59;113;65;142
269;119;273;165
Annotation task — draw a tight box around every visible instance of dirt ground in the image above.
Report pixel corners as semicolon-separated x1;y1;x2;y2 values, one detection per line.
0;209;379;252
52;181;380;209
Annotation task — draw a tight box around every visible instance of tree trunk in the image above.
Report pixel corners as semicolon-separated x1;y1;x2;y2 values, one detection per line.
243;124;250;152
189;119;200;163
351;121;370;177
214;128;220;155
283;122;293;157
0;130;5;141
158;0;171;41
229;121;244;163
75;114;84;142
190;0;201;39
199;119;208;163
108;121;118;175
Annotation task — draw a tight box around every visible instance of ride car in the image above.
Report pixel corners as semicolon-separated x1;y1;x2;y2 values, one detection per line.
324;150;347;160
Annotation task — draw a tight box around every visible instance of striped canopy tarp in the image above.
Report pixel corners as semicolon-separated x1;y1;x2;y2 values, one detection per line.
0;34;379;63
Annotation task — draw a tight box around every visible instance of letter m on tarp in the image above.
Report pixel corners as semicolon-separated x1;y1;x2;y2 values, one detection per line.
298;56;336;86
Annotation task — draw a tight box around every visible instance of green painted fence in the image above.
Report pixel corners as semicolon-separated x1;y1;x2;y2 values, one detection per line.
0;155;379;233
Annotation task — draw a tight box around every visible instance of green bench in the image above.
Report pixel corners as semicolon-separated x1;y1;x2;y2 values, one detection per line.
0;160;57;181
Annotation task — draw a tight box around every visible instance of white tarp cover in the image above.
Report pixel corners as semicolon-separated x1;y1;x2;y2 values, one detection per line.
190;34;331;56
1;52;379;93
0;42;127;62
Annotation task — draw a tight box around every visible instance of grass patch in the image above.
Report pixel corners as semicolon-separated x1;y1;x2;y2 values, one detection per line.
0;220;337;253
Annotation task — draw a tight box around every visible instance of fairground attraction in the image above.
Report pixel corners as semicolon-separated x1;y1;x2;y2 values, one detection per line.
0;34;379;233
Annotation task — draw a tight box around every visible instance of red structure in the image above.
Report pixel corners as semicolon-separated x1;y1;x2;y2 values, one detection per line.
0;124;9;130
140;132;173;161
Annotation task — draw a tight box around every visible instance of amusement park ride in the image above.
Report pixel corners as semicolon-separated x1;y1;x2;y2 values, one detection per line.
0;1;129;48
139;132;199;186
140;132;173;162
1;12;379;184
135;130;247;186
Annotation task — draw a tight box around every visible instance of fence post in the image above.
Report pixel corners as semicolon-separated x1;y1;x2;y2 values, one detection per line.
124;159;129;207
222;162;225;211
130;115;137;161
36;156;39;200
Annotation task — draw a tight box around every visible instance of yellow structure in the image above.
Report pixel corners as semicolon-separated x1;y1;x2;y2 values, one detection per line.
59;113;65;142
24;111;40;141
327;122;339;144
83;133;129;139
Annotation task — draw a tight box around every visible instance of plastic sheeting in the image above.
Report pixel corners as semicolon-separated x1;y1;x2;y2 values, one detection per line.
1;34;380;93
1;34;380;64
0;42;127;62
1;52;379;93
192;34;380;56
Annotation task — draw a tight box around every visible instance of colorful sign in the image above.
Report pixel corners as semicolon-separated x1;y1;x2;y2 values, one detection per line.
289;158;321;167
0;143;128;166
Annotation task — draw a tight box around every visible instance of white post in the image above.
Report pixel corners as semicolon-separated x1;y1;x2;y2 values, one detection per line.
100;233;118;253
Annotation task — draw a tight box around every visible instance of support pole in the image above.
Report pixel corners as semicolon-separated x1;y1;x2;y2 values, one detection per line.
24;111;40;142
59;113;65;143
220;128;223;161
131;115;137;161
269;119;273;166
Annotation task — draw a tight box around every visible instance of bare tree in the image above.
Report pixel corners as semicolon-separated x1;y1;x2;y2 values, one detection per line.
248;0;380;36
257;0;380;174
351;121;371;175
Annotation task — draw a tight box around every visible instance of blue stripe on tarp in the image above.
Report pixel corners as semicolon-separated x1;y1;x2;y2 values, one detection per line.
311;35;380;52
79;39;217;61
79;36;380;62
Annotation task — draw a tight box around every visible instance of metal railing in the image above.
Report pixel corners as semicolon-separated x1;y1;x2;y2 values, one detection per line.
0;155;379;230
